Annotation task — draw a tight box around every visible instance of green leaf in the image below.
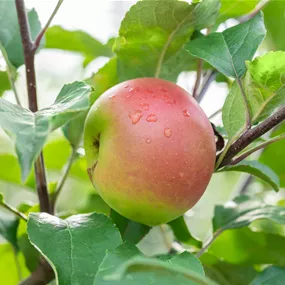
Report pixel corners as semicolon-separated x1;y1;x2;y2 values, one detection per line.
0;243;29;283
0;207;19;250
185;12;266;79
159;48;197;82
95;242;141;285
264;0;285;51
96;243;206;285
45;26;114;67
208;227;285;266
222;51;285;138
17;204;40;272
205;262;257;285
218;0;259;23
0;81;91;181
86;57;118;104
168;216;202;248
222;81;247;139
27;212;122;285
212;195;285;232
219;161;280;192
260;123;285;187
78;193;110;216
246;51;285;122
110;210;150;244
250;266;285;285
0;2;42;68
115;0;220;81
249;51;285;91
0;192;3;203
0;71;10;96
62;111;87;148
109;256;216;285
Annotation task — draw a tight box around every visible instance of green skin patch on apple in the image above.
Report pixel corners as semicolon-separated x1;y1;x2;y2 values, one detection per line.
84;78;216;226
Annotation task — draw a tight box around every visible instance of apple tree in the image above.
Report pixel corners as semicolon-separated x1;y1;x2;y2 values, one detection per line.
1;0;285;284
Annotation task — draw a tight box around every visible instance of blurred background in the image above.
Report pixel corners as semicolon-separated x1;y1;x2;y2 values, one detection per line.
0;0;284;261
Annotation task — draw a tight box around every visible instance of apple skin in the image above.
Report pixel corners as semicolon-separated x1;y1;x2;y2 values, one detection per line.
84;78;216;226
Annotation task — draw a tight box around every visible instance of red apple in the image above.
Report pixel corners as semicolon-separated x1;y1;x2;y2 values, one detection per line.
84;78;216;226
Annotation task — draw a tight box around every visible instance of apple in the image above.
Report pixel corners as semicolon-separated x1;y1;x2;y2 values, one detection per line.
84;78;216;226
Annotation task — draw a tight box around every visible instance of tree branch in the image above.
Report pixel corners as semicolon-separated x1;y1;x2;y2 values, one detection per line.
192;59;203;99
239;0;270;23
19;259;54;285
196;229;223;258
33;0;64;51
16;0;51;214
218;106;285;168
197;71;217;103
15;1;58;284
229;133;285;166
51;148;78;213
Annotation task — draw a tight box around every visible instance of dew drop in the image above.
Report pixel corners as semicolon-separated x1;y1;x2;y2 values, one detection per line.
179;172;184;178
129;87;140;93
129;110;143;124
140;103;150;111
146;114;158;122
146;88;154;94
146;138;152;144
124;85;129;89
183;110;190;117
164;95;176;104
108;94;117;99
164;128;172;138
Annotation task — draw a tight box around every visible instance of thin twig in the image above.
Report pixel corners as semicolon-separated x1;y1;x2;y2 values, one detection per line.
51;148;78;213
0;200;27;221
19;258;55;285
33;0;64;51
193;59;203;99
197;71;217;103
196;229;223;258
238;175;253;195
229;133;285;165
209;108;222;120
218;106;285;168
239;0;270;23
0;44;21;105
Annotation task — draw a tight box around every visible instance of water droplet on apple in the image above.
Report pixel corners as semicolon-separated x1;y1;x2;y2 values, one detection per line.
179;172;184;178
164;128;172;138
146;114;157;122
140;103;150;111
129;110;143;124
108;94;117;99
183;110;190;117
124;85;129;88
146;138;152;144
164;95;176;104
129;87;140;93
